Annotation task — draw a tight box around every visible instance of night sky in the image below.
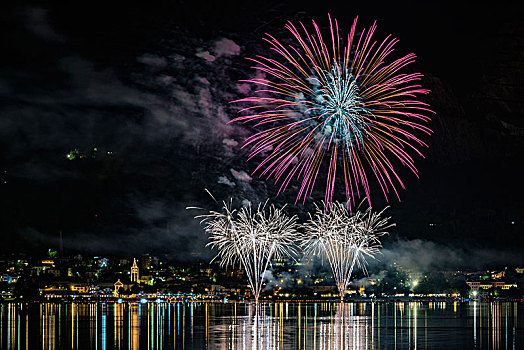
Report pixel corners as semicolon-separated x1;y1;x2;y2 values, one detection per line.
1;1;522;269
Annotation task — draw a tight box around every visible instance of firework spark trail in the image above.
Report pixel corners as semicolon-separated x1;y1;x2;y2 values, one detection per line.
232;15;434;207
301;201;394;300
188;200;299;301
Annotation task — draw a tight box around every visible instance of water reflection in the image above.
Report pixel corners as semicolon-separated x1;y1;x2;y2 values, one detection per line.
0;301;522;349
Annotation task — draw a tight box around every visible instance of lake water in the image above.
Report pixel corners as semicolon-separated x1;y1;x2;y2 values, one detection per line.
0;301;522;349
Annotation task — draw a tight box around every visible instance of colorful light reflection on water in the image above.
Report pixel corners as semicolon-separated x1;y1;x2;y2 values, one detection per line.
0;301;522;349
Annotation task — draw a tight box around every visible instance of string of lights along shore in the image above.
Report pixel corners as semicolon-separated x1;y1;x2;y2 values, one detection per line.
231;15;434;206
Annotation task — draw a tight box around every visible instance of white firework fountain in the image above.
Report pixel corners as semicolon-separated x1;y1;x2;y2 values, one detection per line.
301;201;394;302
189;199;299;302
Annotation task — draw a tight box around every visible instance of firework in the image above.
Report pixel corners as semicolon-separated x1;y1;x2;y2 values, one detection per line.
189;200;299;302
301;201;393;301
232;15;433;206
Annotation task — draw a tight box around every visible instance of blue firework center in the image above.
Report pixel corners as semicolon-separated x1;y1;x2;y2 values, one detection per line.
306;63;372;148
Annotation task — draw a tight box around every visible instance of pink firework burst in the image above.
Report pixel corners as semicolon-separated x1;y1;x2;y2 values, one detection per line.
231;15;434;206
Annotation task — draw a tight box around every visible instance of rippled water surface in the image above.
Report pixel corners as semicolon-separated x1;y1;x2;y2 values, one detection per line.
0;301;522;349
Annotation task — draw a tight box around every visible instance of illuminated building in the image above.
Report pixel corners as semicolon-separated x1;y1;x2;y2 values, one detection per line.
466;281;518;291
131;258;139;283
70;285;89;293
139;275;153;285
31;265;48;276
114;279;123;296
141;254;159;270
